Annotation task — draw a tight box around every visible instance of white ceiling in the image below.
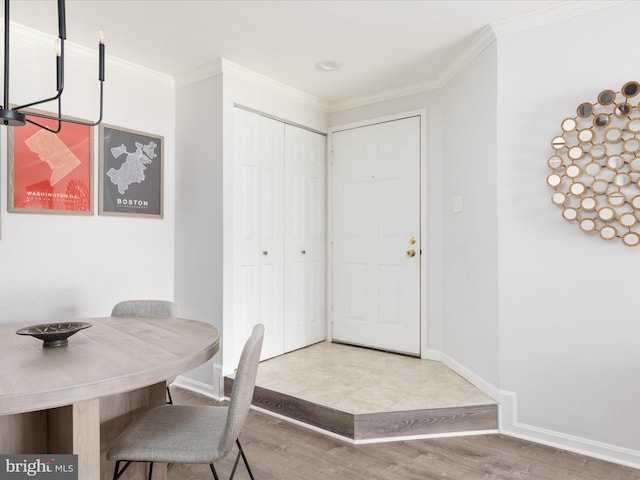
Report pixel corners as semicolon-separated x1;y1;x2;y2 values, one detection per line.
10;0;568;104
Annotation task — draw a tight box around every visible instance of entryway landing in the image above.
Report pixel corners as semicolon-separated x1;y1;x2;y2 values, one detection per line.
225;342;498;442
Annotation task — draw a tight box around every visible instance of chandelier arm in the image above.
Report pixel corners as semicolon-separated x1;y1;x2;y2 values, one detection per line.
23;81;103;128
13;40;65;112
13;90;64;113
24;116;61;134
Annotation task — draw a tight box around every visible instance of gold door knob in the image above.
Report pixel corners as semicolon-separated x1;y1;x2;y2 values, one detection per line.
406;249;416;257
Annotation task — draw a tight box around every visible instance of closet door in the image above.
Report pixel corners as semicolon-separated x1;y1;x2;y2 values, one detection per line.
284;125;326;351
233;108;285;361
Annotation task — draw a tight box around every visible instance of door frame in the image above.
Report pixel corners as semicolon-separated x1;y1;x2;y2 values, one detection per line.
326;109;429;358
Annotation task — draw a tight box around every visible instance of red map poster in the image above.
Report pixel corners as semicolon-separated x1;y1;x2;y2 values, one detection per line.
10;119;92;214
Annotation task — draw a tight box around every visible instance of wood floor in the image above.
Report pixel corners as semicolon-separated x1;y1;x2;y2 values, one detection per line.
168;388;640;480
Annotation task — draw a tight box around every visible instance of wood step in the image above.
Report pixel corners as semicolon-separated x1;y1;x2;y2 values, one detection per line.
225;377;498;441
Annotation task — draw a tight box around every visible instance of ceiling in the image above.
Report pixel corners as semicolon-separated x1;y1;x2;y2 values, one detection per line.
10;0;567;104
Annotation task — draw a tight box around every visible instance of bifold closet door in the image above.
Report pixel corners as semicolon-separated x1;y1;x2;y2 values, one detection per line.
233;108;285;361
284;125;326;351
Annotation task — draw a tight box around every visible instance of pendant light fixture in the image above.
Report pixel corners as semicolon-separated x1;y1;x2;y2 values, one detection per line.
0;0;104;133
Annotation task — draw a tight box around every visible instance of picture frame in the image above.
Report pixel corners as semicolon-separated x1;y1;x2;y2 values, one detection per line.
99;124;163;218
8;113;93;215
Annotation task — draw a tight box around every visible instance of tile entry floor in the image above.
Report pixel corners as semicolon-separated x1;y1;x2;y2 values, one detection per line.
255;341;496;415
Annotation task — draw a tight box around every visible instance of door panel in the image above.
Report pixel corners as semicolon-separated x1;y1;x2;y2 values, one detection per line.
284;124;326;351
332;116;420;355
233;108;284;361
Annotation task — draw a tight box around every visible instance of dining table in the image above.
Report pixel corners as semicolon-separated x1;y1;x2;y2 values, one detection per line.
0;316;220;480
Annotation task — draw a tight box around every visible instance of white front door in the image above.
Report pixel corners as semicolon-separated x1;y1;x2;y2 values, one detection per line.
331;116;421;355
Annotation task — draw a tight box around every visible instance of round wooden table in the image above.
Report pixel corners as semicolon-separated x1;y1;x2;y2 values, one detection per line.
0;316;220;480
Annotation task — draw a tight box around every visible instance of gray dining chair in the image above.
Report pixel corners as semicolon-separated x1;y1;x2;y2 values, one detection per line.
111;299;179;404
111;299;178;319
108;323;264;480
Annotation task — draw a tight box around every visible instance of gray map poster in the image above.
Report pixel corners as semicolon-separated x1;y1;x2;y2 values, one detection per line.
99;125;163;217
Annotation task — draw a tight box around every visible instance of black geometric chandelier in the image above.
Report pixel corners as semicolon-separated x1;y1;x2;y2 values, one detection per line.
0;0;104;133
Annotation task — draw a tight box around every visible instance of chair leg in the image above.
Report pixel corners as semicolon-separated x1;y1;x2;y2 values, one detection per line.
229;438;255;480
209;463;220;480
166;386;173;404
229;450;242;480
112;460;132;480
148;462;153;480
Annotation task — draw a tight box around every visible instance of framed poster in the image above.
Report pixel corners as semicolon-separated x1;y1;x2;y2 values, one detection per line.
8;116;93;214
99;124;163;218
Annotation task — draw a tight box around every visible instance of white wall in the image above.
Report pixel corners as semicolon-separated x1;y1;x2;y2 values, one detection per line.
174;74;223;387
497;1;640;466
0;28;175;326
441;44;499;393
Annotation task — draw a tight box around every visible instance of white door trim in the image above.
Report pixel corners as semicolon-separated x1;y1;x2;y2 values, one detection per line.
327;108;428;358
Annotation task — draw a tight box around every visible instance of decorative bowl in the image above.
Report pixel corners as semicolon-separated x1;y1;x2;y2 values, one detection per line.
16;322;92;348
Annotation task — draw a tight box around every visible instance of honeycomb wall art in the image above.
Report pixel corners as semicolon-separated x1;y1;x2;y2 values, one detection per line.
547;80;640;247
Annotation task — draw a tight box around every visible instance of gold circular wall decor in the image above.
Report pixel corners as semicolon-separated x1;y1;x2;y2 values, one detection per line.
547;81;640;246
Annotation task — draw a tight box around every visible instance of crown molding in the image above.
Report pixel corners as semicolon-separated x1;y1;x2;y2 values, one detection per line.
12;22;174;88
329;1;625;112
106;56;174;87
174;58;224;88
329;25;496;113
328;78;441;114
175;57;329;112
490;0;627;38
176;2;625;113
220;59;329;112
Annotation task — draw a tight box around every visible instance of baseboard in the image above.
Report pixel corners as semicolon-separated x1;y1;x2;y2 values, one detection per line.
172;375;223;401
499;390;640;470
422;349;441;361
440;353;499;401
